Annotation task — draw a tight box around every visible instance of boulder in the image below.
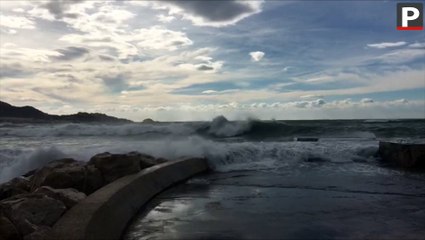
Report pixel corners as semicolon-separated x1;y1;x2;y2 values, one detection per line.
23;226;51;240
155;157;168;164
30;159;103;195
88;152;142;183
0;193;66;235
84;165;104;194
34;187;86;209
0;177;31;201
0;214;21;240
130;152;158;169
378;141;425;169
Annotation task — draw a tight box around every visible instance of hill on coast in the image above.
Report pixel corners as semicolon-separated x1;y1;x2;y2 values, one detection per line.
0;101;132;123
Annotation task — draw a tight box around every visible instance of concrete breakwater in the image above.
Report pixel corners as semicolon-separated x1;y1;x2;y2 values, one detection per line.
0;152;208;240
378;141;425;169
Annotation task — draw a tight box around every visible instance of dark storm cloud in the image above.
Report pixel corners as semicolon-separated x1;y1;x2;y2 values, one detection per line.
43;0;84;19
197;65;214;71
0;63;34;79
53;47;89;61
167;1;258;22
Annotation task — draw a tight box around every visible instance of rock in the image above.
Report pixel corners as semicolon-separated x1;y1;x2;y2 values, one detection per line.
155;158;168;164
304;156;328;162
142;118;155;124
89;152;141;184
294;137;319;142
378;141;425;169
23;226;51;240
0;193;66;235
0;177;31;201
34;187;86;209
0;214;21;240
22;169;37;179
129;152;158;169
83;165;104;194
30;159;103;195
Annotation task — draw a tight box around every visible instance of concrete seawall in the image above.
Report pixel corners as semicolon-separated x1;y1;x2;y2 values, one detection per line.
52;158;208;240
378;141;425;168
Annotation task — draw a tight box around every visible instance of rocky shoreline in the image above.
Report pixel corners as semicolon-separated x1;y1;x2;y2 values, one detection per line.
0;152;167;240
1;141;424;240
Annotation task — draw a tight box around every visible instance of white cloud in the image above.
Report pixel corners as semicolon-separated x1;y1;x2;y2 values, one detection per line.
0;46;62;63
202;89;239;94
367;41;407;49
157;14;175;23
250;51;265;62
409;42;425;48
0;15;35;29
375;49;425;64
300;94;324;99
202;90;217;94
282;66;292;72
132;26;193;51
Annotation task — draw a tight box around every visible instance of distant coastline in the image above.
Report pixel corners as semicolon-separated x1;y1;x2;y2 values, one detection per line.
0;101;132;123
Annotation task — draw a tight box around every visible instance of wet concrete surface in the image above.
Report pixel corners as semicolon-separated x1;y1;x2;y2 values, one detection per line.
124;164;425;240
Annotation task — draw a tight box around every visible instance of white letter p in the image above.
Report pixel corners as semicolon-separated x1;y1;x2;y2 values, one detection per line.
402;7;420;27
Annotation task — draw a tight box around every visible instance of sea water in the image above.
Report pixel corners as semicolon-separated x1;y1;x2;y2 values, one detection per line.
1;118;424;183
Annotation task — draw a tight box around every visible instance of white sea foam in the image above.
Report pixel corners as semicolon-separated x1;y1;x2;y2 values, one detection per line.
0;133;379;183
0;123;196;137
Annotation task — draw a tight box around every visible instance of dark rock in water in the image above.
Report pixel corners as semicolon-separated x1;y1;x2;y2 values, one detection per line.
0;177;31;201
23;226;51;240
142;118;155;123
34;186;86;209
0;193;66;235
30;158;103;195
89;152;142;184
304;156;328;162
378;141;425;169
0;213;21;240
294;137;319;142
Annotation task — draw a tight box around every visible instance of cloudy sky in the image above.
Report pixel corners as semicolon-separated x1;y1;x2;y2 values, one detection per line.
0;0;424;121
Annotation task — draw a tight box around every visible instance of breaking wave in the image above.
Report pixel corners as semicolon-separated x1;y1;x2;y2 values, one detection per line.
0;117;423;183
0;135;380;183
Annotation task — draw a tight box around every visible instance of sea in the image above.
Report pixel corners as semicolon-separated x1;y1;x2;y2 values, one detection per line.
1;117;424;183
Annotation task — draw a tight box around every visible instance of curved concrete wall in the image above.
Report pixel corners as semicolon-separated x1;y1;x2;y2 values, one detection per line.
52;158;208;240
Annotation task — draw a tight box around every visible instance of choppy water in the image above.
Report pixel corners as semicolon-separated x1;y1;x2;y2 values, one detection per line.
1;117;424;183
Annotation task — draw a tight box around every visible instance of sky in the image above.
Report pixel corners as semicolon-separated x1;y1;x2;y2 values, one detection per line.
0;0;424;121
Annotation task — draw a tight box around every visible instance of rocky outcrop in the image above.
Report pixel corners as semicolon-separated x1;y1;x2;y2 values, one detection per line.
0;193;66;236
30;159;103;195
88;152;160;184
378;141;425;169
34;187;86;209
0;177;31;201
0;101;132;123
23;226;51;240
0;213;21;240
0;151;169;240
